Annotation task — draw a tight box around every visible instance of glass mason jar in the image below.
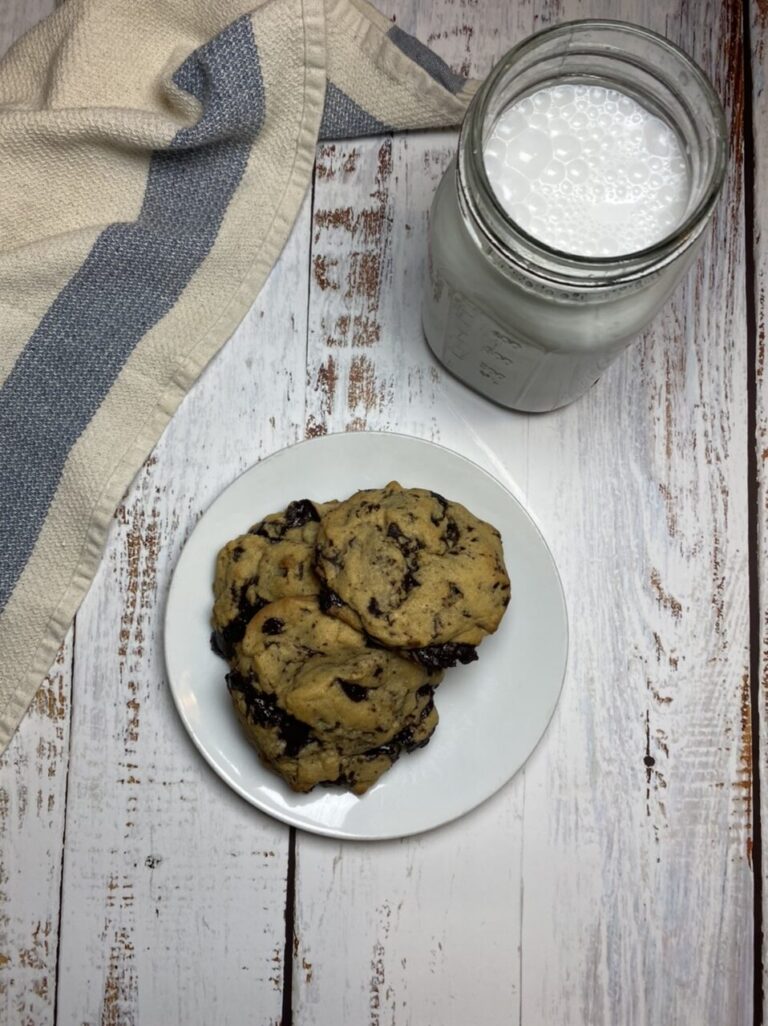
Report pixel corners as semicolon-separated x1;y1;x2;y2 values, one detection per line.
422;20;727;413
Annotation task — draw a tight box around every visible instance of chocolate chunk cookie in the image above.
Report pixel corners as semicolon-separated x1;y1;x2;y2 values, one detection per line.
228;596;441;793
211;498;337;659
228;672;438;794
314;482;510;667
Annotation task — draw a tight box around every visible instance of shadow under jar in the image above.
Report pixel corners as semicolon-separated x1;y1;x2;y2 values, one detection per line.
422;20;727;413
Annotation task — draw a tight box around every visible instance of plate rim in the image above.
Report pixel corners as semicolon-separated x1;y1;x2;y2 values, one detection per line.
163;429;569;840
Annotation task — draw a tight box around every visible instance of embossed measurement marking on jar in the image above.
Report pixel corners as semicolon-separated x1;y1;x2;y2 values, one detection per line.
483;84;691;257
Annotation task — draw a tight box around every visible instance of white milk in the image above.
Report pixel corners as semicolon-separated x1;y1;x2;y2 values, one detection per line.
483;84;690;257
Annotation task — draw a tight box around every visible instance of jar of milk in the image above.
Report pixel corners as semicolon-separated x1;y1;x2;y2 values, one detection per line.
423;20;727;412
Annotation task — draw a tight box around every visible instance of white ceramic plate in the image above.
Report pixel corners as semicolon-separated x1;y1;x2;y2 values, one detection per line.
165;431;568;840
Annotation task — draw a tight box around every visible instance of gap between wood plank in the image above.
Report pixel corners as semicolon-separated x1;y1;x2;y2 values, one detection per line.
276;106;321;1026
52;619;76;1026
281;126;318;1026
742;1;764;1023
281;827;297;1026
303;172;317;386
518;771;526;1026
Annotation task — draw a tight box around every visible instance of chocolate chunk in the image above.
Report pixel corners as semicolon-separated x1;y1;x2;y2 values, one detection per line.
402;571;420;593
250;523;275;539
231;545;245;562
366;738;402;761
411;642;478;670
429;491;448;523
251;499;320;540
211;596;268;660
368;596;384;616
209;630;228;659
318;584;345;614
227;672;312;756
419;696;436;722
386;521;422;559
284;499;321;528
338;680;368;702
443;518;460;549
262;617;285;635
363;710;436;761
225;670;250;694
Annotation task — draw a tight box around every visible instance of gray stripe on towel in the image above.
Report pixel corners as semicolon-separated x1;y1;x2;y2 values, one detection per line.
320;82;389;139
387;25;465;95
0;15;265;612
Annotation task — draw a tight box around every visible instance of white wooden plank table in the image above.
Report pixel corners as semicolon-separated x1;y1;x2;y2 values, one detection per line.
0;1;760;1023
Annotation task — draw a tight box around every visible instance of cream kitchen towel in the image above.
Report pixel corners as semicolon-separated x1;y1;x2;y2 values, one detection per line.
0;0;476;751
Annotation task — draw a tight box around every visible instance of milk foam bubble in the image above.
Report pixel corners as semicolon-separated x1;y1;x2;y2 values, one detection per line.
483;84;690;257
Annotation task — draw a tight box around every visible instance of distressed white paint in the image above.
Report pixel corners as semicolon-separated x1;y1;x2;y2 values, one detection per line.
0;1;757;1024
0;633;71;1026
517;3;753;1020
295;2;754;1025
751;0;768;1009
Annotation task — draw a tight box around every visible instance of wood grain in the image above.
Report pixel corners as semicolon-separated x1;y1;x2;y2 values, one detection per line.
0;0;758;1023
750;0;767;1011
515;7;752;1024
295;2;754;1024
0;633;72;1026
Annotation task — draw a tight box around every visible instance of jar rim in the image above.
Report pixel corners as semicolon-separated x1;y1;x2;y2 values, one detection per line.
459;19;728;285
